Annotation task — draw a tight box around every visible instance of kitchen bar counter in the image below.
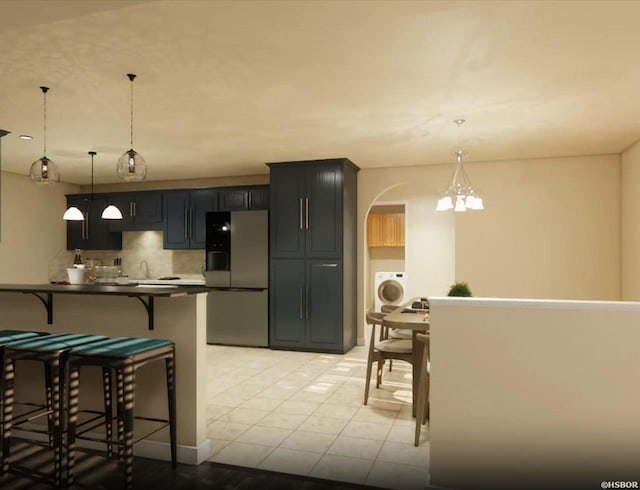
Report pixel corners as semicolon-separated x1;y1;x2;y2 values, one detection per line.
0;283;210;465
0;283;210;295
0;283;210;330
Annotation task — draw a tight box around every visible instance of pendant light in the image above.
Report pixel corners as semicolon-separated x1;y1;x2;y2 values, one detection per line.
117;73;146;181
63;152;123;221
30;86;61;184
436;119;484;212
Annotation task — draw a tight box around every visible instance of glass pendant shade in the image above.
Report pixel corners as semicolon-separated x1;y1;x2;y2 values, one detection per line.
30;156;60;184
117;149;146;181
101;204;124;220
118;73;146;182
62;206;84;221
30;86;60;184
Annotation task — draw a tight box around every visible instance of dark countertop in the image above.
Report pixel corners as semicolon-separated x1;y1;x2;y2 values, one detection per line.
0;283;210;297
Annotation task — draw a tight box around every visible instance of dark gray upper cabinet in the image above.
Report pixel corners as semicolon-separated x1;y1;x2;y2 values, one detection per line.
269;161;346;259
163;189;217;249
190;189;218;249
269;166;306;258
218;185;270;211
66;194;122;250
107;191;163;231
267;158;358;353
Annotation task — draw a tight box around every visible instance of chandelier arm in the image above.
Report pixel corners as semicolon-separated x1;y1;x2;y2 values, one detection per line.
459;159;475;193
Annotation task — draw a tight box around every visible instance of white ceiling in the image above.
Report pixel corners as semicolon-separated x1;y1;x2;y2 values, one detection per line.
1;0;639;185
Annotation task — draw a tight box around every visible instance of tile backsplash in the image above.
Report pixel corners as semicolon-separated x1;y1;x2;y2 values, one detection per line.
49;231;205;282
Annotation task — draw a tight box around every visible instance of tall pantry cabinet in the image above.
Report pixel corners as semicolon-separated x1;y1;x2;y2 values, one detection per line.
268;158;358;353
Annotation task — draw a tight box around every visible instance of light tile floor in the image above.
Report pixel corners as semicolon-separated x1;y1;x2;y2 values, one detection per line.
206;343;429;489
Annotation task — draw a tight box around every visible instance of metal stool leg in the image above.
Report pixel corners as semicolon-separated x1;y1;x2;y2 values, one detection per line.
102;367;114;459
165;356;177;469
1;356;15;476
121;364;135;490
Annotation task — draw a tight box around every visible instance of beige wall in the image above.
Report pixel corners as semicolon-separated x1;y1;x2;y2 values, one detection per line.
358;154;621;342
455;155;620;300
0;171;79;283
621;139;640;300
429;297;640;488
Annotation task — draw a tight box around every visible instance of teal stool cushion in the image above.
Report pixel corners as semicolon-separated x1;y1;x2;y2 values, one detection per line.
7;333;108;351
0;330;43;345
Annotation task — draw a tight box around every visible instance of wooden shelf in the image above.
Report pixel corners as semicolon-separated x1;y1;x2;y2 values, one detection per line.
367;213;405;247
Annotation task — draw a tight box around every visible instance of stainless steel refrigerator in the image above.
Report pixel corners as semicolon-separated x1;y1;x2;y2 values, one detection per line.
205;210;268;346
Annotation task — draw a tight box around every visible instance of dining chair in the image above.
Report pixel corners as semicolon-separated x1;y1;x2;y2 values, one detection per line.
364;311;413;405
414;332;430;446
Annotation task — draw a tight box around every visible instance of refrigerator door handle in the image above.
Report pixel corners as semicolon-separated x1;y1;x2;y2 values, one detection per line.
305;198;309;230
299;287;304;319
299;198;303;230
305;286;310;319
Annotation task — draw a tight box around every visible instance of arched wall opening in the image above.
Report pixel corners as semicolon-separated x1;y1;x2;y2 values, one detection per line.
357;168;456;344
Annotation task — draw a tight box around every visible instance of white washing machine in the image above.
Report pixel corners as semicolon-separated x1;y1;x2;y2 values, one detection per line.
374;272;407;311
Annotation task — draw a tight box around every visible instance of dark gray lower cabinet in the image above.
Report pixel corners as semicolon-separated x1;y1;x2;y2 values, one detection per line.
270;259;344;352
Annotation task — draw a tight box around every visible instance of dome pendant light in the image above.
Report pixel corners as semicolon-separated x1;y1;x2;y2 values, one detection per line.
117;73;146;181
30;86;61;184
63;152;123;221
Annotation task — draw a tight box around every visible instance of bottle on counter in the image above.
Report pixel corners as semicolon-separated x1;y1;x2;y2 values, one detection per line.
73;249;84;268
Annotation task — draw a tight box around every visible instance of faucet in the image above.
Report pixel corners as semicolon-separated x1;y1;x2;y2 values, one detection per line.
139;260;150;279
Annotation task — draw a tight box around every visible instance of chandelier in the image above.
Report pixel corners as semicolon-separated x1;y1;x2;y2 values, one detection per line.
436;119;484;212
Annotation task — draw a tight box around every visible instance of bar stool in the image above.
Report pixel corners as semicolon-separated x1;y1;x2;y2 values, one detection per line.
66;337;177;489
1;333;107;487
0;330;49;458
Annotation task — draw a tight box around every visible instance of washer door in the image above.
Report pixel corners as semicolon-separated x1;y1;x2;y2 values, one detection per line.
377;279;404;306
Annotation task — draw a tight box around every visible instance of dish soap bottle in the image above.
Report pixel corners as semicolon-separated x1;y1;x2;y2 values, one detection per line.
73;249;83;268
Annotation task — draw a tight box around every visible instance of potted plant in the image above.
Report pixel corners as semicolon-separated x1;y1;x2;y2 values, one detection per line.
448;281;472;297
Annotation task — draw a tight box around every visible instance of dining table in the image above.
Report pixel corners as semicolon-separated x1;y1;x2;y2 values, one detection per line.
382;297;430;416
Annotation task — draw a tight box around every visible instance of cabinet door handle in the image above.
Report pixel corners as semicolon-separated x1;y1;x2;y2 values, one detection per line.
299;287;304;320
248;192;252;209
299;198;304;230
129;201;133;217
305;287;310;319
318;263;338;267
133;201;137;217
81;216;86;240
85;215;89;239
184;208;188;240
305;198;309;230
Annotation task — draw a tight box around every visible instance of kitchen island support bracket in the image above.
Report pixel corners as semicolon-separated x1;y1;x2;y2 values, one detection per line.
24;292;53;324
131;295;155;330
